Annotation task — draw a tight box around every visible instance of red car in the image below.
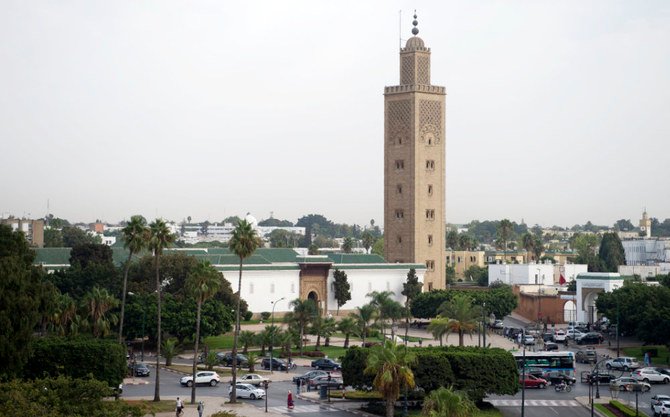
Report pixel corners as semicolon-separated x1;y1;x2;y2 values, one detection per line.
520;374;548;389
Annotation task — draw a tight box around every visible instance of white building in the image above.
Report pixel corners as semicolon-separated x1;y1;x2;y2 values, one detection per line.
622;238;670;266
575;273;623;323
488;263;588;286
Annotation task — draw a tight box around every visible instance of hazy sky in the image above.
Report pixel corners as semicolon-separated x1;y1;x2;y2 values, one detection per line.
1;1;669;228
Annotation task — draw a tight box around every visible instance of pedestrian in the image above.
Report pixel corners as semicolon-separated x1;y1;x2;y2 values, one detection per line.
197;401;204;417
296;377;301;394
287;390;294;409
175;397;184;417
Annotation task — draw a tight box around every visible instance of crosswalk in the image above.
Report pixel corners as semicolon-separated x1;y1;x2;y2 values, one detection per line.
268;405;339;414
489;399;580;407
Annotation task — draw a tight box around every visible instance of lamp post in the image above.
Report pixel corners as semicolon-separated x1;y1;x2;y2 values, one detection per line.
482;302;487;348
269;297;285;375
521;328;526;417
536;268;542;324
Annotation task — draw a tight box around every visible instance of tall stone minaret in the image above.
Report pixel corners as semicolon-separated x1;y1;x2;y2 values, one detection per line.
383;14;446;291
639;209;651;238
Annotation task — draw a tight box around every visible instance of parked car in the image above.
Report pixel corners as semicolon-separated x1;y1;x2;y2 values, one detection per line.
218;352;248;367
651;395;670;410
293;370;328;384
544;342;559;351
582;371;617;384
519;375;548;389
633;368;670;384
576;348;598;364
491;320;504;329
228;383;265;400
606;357;641;371
610;377;651;392
553;330;567;342
236;374;269;386
542;332;554;343
308;375;344;389
652;400;670;417
577;332;604;345
523;335;536;346
130;363;150;377
261;357;288;371
311;358;341;371
566;329;585;340
544;371;577;386
651;368;670;377
180;371;221;387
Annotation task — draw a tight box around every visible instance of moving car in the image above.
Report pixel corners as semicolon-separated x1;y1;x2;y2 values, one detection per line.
293;370;328;384
544;342;559;352
237;374;269;386
308;375;344;389
311;358;341;370
180;371;221;387
606;357;641;371
652;395;670;412
228;383;265;400
582;371;617;384
519;375;548;389
218;352;248;367
261;357;288;371
633;368;670;384
553;330;567;342
576;348;597;364
577;332;604;345
610;377;651;392
544;371;577;386
130;363;150;377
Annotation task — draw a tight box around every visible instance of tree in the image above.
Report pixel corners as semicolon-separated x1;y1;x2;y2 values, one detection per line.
228;219;261;402
342;237;354;253
239;330;256;354
338;317;357;348
521;233;535;260
82;287;119;338
497;219;514;263
44;228;64;247
422;386;477;417
571;233;603;272
289;298;318;354
372;238;384;257
62;226;100;247
446;266;456;285
148;218;175;402
458;234;476;251
267;229;301;248
351;304;376;346
427;318;450;346
599;232;626;273
361;231;375;254
186;261;221;404
446;230;458;250
614;219;634;232
532;235;544;261
402;268;423;343
162;338;179;366
119;215;149;344
0;225;45;378
333;269;351;315
367;290;395;338
364;340;416;417
437;294;480;346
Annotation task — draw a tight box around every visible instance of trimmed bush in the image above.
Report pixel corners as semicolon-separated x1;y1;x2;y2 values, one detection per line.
243;311;253;321
302;351;325;358
260;312;271;321
610;400;637;417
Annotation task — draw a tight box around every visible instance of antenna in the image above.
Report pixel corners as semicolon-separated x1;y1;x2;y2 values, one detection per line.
399;10;402;49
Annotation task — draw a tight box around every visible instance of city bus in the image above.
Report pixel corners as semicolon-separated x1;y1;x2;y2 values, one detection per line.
512;351;576;379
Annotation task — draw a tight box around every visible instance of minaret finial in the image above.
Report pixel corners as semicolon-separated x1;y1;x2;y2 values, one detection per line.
412;11;419;36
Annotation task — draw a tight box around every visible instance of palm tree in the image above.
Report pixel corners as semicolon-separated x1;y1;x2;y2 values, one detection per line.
239;330;256;354
367;291;395;338
437;294;480;347
322;317;337;347
82;287;119;338
427;318;450;346
310;316;325;350
351;304;376;346
361;231;375;254
337;317;357;348
289;298;318;355
162;338;179;366
422;386;476;417
364;340;416;417
228;219;261;402
521;232;535;262
119;215;148;343
51;293;77;336
246;352;258;372
497;219;514;263
533;235;544;261
148;218;175;402
342;237;354;253
186;261;221;404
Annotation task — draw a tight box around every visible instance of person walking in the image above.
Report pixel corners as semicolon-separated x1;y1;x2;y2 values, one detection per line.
287;390;294;409
197;401;204;417
175;397;184;417
296;378;301;394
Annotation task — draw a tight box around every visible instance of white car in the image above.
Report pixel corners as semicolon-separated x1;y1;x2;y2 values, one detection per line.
566;329;584;340
180;371;221;387
633;368;670;384
606;357;641;371
523;335;536;346
229;383;265;400
553;330;566;342
652;400;670;417
237;374;269;386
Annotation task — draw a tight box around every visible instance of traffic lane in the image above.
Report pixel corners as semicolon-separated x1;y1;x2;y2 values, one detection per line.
497;403;592;417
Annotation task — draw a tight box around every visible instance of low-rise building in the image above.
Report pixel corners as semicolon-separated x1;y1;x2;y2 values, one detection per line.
1;217;44;247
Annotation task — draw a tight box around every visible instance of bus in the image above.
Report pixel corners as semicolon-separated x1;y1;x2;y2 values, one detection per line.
512;351;576;379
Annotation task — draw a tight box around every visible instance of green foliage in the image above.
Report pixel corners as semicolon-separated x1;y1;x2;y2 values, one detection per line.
411;286;516;321
372;238;384;257
333;269;352;313
614;219;635;232
463;266;488;286
651;218;670;237
422;386;476;417
260;312;271;321
0;224;45;379
62;226;101;247
599;233;626;273
0;376;143;417
342;346;374;389
446;266;456;285
69;243;114;269
402;269;423;309
571;233;604;272
364;340;416;417
258;217;294;227
414;351;455;393
609;400;638;417
362;231;375;253
162;338;179;366
267;229;302;248
44;227;64;247
342;237;354;253
24;337;126;387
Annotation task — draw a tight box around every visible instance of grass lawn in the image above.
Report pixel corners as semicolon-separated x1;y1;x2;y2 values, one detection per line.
296;345;348;361
623;345;670;365
121;399;181;413
204;334;235;350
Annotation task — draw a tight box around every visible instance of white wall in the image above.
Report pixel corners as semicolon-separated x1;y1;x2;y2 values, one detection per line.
488;264;554;286
222;269;300;314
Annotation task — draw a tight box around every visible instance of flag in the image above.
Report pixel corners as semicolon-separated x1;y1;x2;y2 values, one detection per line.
559;274;566;285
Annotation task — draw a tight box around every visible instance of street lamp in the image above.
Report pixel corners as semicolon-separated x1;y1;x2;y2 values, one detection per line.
269;297;285;375
482;302;487;348
521;328;526;417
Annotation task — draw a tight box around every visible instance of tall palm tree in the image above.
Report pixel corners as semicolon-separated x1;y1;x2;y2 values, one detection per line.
82;287;119;338
186;261;221;404
149;218;175;402
427;318;450;346
119;215;148;344
351;303;376;346
367;291;395;338
422;386;477;417
521;232;535;262
322;317;337;347
437;294;480;347
533;235;544;261
289;298;318;355
228;219;261;402
337;317;357;348
364;339;416;417
497;219;514;264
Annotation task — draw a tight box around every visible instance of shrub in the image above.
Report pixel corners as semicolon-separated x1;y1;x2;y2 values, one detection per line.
342;347;374;389
260;312;271;321
610;400;637;417
302;351;325;358
243;311;253;321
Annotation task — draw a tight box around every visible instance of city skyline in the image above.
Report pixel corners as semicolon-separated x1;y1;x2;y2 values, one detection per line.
1;1;668;227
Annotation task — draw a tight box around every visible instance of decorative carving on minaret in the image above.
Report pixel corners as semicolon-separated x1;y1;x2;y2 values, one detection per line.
387;100;412;145
419;100;442;145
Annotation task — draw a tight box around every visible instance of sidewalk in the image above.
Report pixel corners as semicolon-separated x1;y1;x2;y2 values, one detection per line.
133;395;284;417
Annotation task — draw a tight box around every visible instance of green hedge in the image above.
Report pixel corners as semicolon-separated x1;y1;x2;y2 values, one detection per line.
610;400;637;417
24;337;126;386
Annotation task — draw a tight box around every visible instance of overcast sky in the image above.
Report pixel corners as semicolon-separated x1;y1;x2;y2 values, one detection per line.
1;1;668;228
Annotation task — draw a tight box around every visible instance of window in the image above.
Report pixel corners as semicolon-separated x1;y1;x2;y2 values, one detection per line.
395;210;404;219
290;282;295;293
396;184;402;194
395;160;405;170
397;235;402;244
425;209;435;220
426;260;435;271
425;160;435;170
428;184;433;195
428;234;433;245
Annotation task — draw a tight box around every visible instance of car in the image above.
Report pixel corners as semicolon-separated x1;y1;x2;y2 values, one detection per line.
633;368;670;384
491;320;504;329
610;377;651;392
180;371;221;387
566;329;585;340
606;357;641;371
544;371;577;386
218;352;248;367
523;335;536;346
553;330;567;342
544;342;559;351
519;375;548;389
311;358;342;371
651;367;670;377
542;333;554;343
228;383;265;400
261;357;288;371
578;332;604;345
308;375;344;389
130;363;150;377
651;394;670;409
293;370;329;384
576;348;598;364
582;371;617;384
523;367;546;379
237;374;269;386
652;400;670;417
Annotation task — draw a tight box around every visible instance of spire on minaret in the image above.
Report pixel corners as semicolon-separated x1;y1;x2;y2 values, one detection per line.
412;11;419;36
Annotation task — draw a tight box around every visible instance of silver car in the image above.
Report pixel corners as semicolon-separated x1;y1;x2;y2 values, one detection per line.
228;383;265;400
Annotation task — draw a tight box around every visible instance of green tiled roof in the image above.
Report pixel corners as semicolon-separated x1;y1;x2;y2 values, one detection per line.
34;248;71;265
326;253;386;264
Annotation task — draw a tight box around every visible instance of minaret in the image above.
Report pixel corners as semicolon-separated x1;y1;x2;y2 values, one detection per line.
383;14;446;291
639;209;651;238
